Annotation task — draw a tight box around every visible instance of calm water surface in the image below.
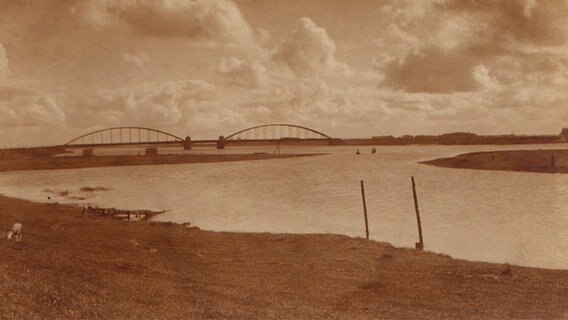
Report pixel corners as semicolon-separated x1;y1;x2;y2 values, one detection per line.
1;144;567;269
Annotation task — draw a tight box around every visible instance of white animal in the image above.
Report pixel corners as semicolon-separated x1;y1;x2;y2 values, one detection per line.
7;223;22;242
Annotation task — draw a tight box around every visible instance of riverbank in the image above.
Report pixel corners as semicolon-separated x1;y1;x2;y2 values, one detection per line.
1;195;567;319
0;153;321;172
422;149;568;173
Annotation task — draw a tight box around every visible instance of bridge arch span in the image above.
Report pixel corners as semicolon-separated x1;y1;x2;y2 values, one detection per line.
225;124;331;140
65;127;184;146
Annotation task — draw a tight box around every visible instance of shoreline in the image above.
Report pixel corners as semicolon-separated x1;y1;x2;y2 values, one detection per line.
422;149;568;174
0;153;323;172
1;194;567;319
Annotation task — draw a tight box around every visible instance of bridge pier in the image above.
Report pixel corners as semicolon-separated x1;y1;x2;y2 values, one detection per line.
329;138;342;145
145;147;158;156
217;136;225;149
183;136;192;150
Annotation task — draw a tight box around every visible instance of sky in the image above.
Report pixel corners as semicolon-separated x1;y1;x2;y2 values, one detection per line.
0;0;567;146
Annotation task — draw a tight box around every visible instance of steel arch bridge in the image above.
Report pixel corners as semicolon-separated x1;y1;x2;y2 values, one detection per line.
64;127;184;146
225;124;332;141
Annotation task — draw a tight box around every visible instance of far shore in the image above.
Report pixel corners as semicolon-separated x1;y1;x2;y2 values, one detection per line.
1;194;567;319
422;149;568;173
0;153;323;172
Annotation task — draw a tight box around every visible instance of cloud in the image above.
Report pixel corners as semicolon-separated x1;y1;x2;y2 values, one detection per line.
522;0;539;18
0;93;66;127
184;101;248;137
122;52;151;73
0;42;9;79
77;0;255;47
67;79;216;128
74;0;117;29
375;2;487;93
218;57;270;88
2;0;568;144
375;0;568;94
472;65;501;91
439;0;568;48
381;47;481;93
217;17;358;90
272;17;351;77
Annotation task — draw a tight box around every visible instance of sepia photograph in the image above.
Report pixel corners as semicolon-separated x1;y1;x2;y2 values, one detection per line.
0;0;567;319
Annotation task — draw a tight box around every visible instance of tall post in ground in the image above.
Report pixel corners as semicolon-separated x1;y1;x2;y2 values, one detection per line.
411;176;424;250
360;180;369;240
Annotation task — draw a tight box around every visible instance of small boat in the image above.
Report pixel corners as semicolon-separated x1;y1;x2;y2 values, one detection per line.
85;206;166;221
356;149;360;155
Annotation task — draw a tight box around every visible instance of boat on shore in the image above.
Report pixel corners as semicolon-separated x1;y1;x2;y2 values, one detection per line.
84;206;166;221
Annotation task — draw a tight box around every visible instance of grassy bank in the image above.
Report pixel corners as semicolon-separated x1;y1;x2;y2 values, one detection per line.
1;195;567;319
0;153;321;172
422;149;568;173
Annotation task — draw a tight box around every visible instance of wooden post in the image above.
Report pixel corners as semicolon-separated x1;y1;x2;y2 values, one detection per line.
411;177;424;250
360;180;369;240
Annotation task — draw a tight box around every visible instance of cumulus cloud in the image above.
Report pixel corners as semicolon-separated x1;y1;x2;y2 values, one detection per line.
67;79;216;128
76;0;255;47
2;0;568;144
217;17;357;90
273;17;351;77
218;57;270;88
375;0;568;95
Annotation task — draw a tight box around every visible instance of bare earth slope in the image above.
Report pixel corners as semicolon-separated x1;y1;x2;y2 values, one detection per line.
1;195;567;319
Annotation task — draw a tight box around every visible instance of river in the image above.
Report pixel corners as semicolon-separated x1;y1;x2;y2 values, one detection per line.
0;144;567;269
